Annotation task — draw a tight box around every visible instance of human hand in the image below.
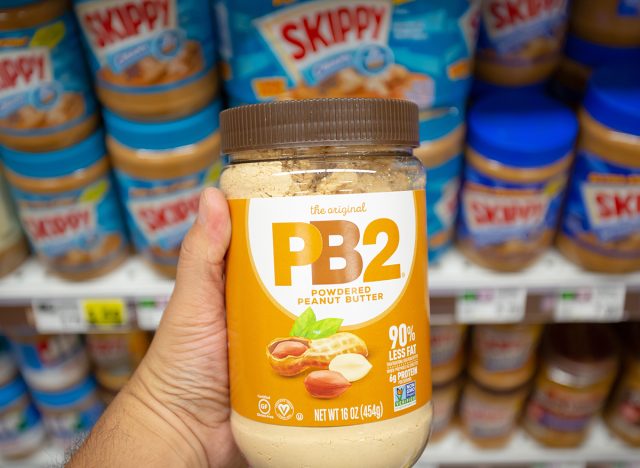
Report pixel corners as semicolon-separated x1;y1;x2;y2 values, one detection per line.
69;188;246;468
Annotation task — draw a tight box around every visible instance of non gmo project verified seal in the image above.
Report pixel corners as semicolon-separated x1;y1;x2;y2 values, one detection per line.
393;381;416;412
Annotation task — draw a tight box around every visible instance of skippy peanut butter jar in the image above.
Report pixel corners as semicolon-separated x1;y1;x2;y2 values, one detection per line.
1;131;129;280
475;0;569;89
105;101;223;278
215;0;480;109
220;98;432;468
458;92;578;272
557;66;640;273
0;0;99;152
73;0;218;120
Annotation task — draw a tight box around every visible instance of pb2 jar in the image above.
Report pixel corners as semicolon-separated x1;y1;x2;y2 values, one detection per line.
220;98;432;468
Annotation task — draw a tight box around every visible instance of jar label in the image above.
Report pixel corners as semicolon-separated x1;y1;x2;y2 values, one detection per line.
11;175;128;275
609;385;640;436
431;325;464;367
0;13;96;137
461;390;517;439
459;167;567;251
115;160;222;267
216;0;479;108
0;403;43;449
432;385;458;434
226;190;430;427
618;0;640;16
473;326;538;372
74;0;216;94
561;151;640;259
477;0;568;67
42;399;104;445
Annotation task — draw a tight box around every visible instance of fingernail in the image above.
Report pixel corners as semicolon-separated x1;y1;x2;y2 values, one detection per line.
198;189;210;227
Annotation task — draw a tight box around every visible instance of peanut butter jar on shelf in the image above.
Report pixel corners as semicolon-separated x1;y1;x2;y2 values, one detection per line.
604;323;640;446
460;377;530;449
220;98;432;468
73;0;218;120
523;324;619;448
431;324;467;386
457;92;577;272
105;101;223;278
431;376;463;442
0;167;28;277
0;0;99;152
557;66;640;273
1;131;129;280
474;0;569;89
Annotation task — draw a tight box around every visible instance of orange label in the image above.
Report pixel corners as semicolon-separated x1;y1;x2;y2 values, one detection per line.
226;190;431;427
252;77;288;99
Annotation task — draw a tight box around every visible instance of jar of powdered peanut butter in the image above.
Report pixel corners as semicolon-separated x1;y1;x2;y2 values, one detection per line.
220;98;432;468
557;66;640;273
458;92;577;271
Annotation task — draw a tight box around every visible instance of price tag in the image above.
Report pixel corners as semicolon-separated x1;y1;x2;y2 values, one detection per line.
32;299;85;332
455;288;526;323
136;298;167;330
81;299;128;328
554;286;626;322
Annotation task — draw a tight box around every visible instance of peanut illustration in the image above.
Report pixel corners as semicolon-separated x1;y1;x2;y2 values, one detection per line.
266;332;368;377
271;340;309;359
304;370;351;399
328;353;372;382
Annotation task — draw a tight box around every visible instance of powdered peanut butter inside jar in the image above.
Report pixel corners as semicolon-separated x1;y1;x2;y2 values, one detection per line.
220;98;432;468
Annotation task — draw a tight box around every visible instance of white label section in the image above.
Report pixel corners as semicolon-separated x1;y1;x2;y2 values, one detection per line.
75;0;177;64
20;202;96;248
135;297;168;330
0;48;53;98
483;0;567;40
554;286;626;322
455;288;527;323
247;191;417;326
254;0;393;82
32;299;87;333
582;183;640;229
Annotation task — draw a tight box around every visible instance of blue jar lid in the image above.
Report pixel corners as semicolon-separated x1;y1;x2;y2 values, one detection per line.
103;100;222;151
468;92;578;168
1;131;106;178
0;375;27;410
584;65;640;137
418;106;464;143
565;34;640;69
31;376;97;409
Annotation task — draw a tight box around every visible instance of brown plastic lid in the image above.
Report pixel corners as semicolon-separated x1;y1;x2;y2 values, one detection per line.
220;98;419;154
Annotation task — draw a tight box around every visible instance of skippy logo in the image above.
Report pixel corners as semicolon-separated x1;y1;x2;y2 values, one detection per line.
75;0;177;65
128;186;200;242
247;191;418;325
20;203;96;247
463;187;549;232
0;48;53;99
255;0;393;83
582;181;640;231
483;0;567;41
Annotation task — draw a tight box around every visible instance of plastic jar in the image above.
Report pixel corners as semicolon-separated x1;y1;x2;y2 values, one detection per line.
220;98;432;468
105;102;223;277
460;378;529;449
86;332;149;369
458;92;577;271
557;66;640;273
0;0;98;151
414;107;465;262
0;375;45;459
469;324;542;391
570;0;640;48
523;324;619;448
2;131;129;280
31;375;104;448
431;376;463;442
431;324;467;386
73;0;218;120
604;323;640;446
0;169;28;277
8;334;89;392
474;0;569;89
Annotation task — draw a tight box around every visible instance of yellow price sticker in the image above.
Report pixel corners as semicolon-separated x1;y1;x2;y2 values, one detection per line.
81;299;128;327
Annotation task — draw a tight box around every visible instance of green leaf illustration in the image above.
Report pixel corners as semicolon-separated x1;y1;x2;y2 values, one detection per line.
304;318;343;339
79;180;108;203
290;307;316;337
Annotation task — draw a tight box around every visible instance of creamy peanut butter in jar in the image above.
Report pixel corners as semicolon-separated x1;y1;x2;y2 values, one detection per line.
105;102;223;278
458;92;577;272
220;98;432;468
0;0;99;151
73;0;218;120
1;131;129;280
557;66;640;273
431;324;467;386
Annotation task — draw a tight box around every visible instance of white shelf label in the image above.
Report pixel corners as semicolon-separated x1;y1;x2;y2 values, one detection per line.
553;286;626;322
455;288;526;323
32;298;130;332
136;298;168;330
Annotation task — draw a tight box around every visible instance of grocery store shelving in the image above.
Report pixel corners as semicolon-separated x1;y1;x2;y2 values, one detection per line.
5;420;637;467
